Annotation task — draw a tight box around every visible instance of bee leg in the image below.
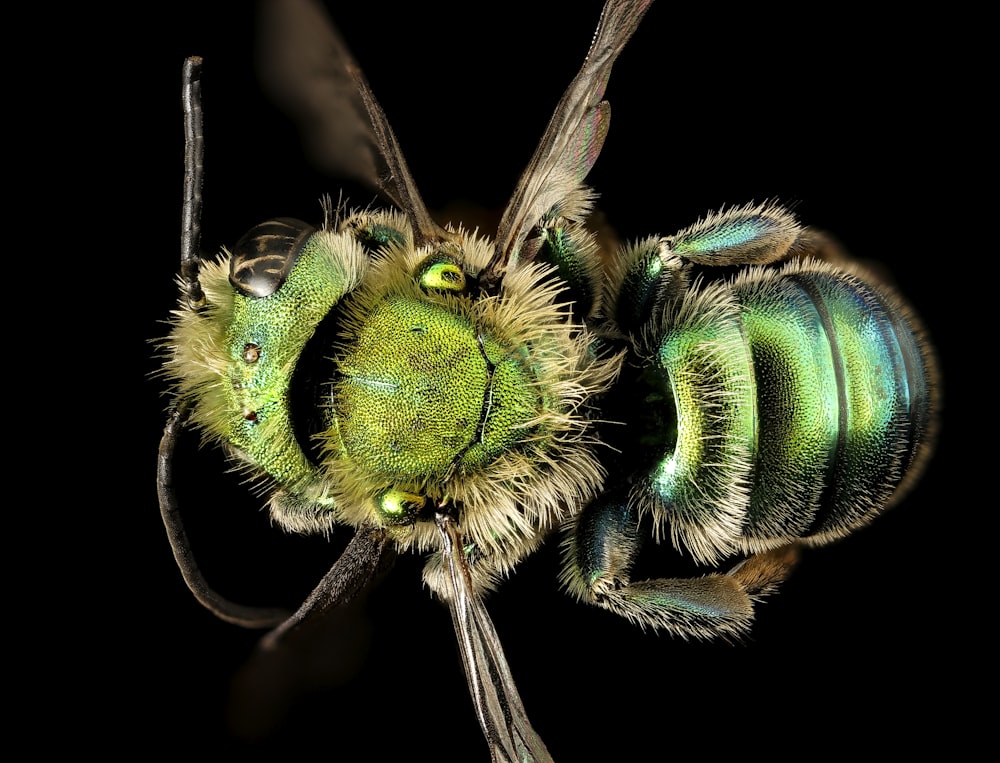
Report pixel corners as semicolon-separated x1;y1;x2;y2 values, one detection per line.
561;491;800;639
612;204;850;335
788;228;854;268
662;202;805;267
525;215;602;322
726;543;801;602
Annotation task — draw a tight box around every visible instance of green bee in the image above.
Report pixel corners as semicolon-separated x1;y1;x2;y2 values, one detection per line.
158;0;938;759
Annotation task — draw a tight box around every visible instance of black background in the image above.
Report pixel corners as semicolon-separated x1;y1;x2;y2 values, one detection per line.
93;0;978;758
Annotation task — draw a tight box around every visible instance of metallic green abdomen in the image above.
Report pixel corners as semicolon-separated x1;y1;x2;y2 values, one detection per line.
646;260;934;560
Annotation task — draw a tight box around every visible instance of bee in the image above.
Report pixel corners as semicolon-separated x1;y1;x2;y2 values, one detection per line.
158;0;938;759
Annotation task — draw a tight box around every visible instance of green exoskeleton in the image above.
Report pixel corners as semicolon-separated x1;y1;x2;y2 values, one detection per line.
158;0;938;760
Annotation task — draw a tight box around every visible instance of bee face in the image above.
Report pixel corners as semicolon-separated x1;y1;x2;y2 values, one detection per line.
157;1;940;758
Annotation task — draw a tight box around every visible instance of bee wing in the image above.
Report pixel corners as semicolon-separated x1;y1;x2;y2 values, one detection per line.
436;515;553;763
258;526;396;651
255;0;449;246
484;0;653;288
256;0;382;195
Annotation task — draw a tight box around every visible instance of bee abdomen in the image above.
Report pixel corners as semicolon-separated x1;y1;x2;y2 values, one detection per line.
645;259;936;559
773;262;934;544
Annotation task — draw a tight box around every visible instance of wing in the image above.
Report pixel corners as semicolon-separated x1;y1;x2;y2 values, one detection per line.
482;0;654;289
436;514;553;763
255;0;383;197
255;0;451;247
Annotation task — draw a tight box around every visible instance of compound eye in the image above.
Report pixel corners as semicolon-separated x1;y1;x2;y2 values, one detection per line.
416;248;466;293
230;218;315;298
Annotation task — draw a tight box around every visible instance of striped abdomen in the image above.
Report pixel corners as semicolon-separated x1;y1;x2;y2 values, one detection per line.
645;258;937;562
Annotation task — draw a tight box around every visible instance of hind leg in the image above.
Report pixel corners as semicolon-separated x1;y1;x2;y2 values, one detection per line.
561;490;800;639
